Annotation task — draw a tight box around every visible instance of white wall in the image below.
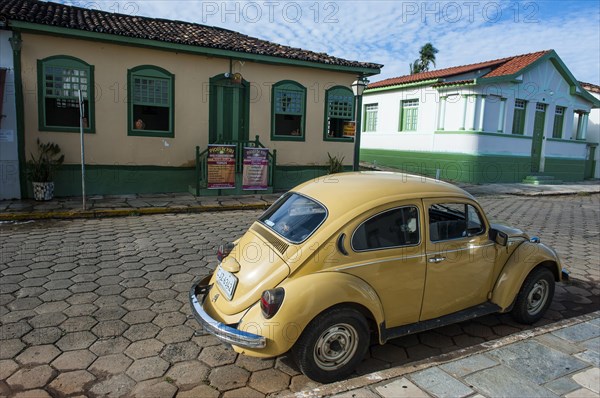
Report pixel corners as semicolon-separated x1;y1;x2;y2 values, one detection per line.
586;91;600;178
362;57;594;172
0;30;20;199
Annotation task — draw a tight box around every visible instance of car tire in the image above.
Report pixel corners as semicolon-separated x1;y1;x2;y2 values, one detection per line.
292;307;370;383
511;267;555;324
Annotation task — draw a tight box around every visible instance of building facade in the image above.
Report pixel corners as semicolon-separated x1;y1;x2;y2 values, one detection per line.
580;82;600;179
361;50;599;183
0;0;381;199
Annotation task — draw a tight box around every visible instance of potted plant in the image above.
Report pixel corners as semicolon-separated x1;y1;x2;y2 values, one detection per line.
26;139;64;201
326;152;345;174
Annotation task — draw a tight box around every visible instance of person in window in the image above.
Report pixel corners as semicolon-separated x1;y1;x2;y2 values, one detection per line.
135;118;146;130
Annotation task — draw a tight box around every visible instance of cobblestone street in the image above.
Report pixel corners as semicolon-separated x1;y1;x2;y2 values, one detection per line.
1;194;598;397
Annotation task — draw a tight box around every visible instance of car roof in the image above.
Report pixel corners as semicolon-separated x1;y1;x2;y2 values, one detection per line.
293;171;475;216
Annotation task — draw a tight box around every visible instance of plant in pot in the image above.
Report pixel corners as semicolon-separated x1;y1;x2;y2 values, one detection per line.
326;152;345;174
26;139;64;201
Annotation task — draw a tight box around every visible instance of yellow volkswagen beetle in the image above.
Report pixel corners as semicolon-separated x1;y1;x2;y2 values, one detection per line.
190;172;567;383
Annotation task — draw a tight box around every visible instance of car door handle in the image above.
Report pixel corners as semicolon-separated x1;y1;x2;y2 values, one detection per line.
428;256;446;263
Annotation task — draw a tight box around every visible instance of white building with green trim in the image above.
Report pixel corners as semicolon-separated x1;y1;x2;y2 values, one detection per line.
361;50;600;183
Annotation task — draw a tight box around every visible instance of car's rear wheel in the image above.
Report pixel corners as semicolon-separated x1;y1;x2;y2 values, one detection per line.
511;267;555;324
292;307;369;383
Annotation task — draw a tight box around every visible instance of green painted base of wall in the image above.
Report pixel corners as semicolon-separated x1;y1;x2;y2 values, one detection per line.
360;149;585;183
274;165;353;191
28;165;196;198
28;164;350;198
543;158;586;182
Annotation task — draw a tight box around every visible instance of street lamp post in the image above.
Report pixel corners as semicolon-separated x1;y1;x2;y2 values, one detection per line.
352;78;368;171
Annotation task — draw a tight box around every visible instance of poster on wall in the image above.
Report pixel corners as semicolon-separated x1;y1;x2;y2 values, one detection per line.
343;121;356;137
207;145;236;189
242;147;269;190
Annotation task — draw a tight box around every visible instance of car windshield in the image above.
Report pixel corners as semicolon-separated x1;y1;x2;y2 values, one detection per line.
260;193;327;244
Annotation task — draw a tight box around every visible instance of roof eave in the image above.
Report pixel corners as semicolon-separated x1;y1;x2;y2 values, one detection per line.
365;79;441;93
8;20;382;76
433;81;476;90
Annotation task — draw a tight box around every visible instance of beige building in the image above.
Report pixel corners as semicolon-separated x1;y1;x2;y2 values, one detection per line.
0;0;380;198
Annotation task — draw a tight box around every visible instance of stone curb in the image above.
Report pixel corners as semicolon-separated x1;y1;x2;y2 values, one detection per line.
509;190;600;197
291;311;600;398
0;203;272;221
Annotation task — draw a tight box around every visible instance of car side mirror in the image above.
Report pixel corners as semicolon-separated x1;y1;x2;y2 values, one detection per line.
490;229;508;246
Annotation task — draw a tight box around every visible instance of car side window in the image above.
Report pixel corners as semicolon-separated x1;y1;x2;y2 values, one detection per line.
429;203;485;242
352;206;419;251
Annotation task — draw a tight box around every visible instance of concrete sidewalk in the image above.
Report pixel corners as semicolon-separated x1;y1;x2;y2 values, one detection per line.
0;192;281;221
1;179;598;221
298;312;600;398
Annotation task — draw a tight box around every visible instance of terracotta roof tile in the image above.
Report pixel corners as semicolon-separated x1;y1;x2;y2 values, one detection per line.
483;50;549;77
0;0;381;70
580;81;600;94
368;50;551;89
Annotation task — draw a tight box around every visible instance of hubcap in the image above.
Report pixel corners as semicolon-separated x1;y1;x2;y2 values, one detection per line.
313;323;359;370
526;279;549;315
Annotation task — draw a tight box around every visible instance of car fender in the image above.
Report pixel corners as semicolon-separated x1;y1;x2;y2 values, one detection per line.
491;241;561;311
233;272;385;358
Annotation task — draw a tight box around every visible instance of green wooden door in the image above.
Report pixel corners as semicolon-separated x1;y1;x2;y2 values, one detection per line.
531;103;546;172
585;145;597;179
209;75;249;143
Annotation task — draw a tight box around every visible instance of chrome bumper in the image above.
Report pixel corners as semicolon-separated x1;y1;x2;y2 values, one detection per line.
188;280;266;349
561;268;570;281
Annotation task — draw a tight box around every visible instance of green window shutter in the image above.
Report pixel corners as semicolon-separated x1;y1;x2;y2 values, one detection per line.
512;99;527;134
128;65;175;138
38;55;95;133
324;86;354;141
400;99;419;131
271;80;306;141
552;106;565;138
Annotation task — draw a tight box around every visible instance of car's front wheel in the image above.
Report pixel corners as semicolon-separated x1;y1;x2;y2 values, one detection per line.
292;307;369;383
511;267;555;324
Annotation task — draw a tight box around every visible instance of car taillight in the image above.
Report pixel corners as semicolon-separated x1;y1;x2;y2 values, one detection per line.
260;288;285;319
217;243;235;262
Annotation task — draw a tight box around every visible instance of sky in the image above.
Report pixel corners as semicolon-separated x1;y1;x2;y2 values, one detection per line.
57;0;600;84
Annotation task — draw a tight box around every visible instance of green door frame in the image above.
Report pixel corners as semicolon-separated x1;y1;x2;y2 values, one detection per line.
209;74;250;143
585;144;597;179
531;103;546;173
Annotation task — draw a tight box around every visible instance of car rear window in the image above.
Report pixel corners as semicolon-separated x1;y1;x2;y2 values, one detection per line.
260;193;327;244
352;206;420;251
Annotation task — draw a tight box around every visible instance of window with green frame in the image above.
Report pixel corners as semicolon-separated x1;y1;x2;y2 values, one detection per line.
512;99;527;134
38;55;94;132
552;106;565;138
128;65;174;137
363;103;378;132
324;86;354;140
271;80;306;141
399;99;419;131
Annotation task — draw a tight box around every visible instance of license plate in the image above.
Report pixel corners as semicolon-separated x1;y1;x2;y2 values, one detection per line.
215;267;238;301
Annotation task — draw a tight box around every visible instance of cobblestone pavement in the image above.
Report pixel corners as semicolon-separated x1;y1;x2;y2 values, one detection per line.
1;194;598;397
